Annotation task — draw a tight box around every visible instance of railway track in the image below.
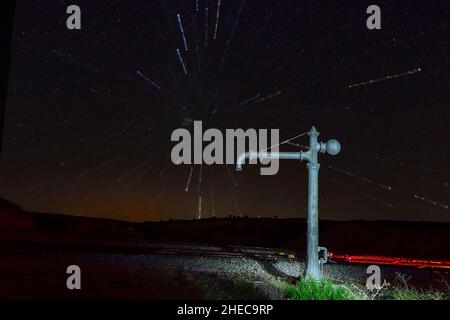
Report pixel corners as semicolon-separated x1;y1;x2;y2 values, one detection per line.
2;236;449;270
0;237;301;262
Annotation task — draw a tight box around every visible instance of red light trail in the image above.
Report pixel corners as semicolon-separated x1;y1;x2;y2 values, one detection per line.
330;253;450;270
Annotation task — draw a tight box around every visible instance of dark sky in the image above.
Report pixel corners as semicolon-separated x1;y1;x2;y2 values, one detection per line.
0;0;448;222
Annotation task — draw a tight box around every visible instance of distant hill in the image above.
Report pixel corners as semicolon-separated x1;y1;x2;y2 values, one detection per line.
0;198;34;230
0;198;448;260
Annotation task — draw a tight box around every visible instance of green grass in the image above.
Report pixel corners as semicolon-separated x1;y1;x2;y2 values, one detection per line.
389;273;448;301
285;277;353;300
390;288;446;300
284;273;449;300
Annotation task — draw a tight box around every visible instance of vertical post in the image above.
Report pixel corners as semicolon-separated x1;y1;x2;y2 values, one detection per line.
305;126;321;280
235;125;341;281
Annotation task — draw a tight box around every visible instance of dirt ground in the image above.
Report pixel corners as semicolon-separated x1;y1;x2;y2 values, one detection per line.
1;247;448;299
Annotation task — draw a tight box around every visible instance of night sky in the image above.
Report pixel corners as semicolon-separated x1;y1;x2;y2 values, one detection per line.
0;0;448;222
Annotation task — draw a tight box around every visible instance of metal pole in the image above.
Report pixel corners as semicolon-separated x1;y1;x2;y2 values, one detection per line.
305;126;321;280
235;126;341;281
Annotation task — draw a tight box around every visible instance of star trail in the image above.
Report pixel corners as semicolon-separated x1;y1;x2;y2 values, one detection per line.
0;0;447;222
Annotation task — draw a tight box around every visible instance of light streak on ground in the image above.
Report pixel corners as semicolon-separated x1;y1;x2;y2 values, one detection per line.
348;68;421;89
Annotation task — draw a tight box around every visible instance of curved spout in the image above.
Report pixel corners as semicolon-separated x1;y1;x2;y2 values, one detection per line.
236;151;303;171
236;151;257;171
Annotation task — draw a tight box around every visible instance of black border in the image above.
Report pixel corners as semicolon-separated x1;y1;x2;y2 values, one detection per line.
1;300;448;318
0;0;448;313
0;0;16;157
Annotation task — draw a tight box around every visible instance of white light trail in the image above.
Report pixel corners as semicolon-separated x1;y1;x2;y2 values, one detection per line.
239;94;261;106
226;165;238;187
375;155;448;175
348;68;421;89
90;88;129;102
176;48;188;75
286;141;308;149
261;131;309;152
253;90;282;104
177;14;188;51
213;0;221;40
198;164;203;184
218;0;245;68
185;166;194;192
52;49;112;79
79;157;124;177
197;195;203;219
329;166;392;191
136;70;161;90
204;7;209;47
331;179;397;210
117;162;147;183
414;195;448;210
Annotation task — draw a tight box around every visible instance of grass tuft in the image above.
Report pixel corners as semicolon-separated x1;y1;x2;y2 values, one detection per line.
389;273;448;300
285;277;352;300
